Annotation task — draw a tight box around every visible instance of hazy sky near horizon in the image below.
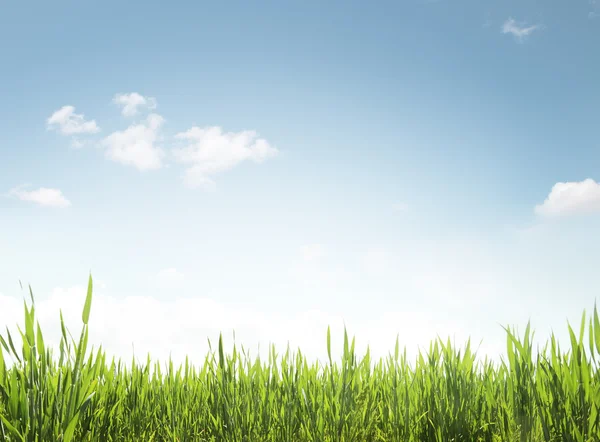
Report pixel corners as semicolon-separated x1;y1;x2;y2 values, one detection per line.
1;0;600;366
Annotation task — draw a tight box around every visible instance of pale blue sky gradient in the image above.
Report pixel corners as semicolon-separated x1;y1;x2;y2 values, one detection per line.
1;0;600;364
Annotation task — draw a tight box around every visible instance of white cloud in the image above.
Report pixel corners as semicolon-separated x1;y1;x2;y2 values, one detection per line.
300;244;326;262
0;284;504;369
113;93;157;117
47;105;100;135
156;268;185;285
8;186;71;208
535;179;600;217
502;18;542;40
101;113;165;171
173;126;278;189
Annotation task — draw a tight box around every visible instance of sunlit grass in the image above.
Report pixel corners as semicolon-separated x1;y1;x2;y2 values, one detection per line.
1;275;600;441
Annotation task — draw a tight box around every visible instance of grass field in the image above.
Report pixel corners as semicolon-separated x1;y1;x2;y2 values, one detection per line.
1;275;600;441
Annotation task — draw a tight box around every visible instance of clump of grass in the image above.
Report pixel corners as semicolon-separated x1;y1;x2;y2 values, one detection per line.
1;275;600;441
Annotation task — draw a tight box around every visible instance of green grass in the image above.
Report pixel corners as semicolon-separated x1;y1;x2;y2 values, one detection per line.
1;275;600;441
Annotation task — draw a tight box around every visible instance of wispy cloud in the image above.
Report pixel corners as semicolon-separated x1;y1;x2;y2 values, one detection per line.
70;138;86;149
362;247;389;276
392;202;409;213
156;268;185;286
502;17;542;41
300;244;326;262
47;105;100;135
8;186;71;208
590;0;599;18
101;113;165;171
482;12;493;29
172;126;278;190
535;178;600;217
113;92;157;117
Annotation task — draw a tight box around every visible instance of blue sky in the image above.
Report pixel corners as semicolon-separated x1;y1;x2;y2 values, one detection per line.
1;0;600;365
